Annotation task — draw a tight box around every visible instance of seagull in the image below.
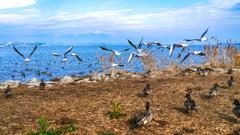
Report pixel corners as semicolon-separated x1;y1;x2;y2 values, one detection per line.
169;42;189;57
98;46;130;56
71;53;83;62
51;46;73;63
181;51;206;63
99;63;124;72
183;27;209;41
128;52;147;63
152;45;170;52
11;42;38;65
127;37;153;54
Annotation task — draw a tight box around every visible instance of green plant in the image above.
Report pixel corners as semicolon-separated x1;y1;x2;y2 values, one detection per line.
195;86;202;90
107;102;126;119
23;116;76;135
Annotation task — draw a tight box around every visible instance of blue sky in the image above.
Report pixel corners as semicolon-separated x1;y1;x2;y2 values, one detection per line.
0;0;240;44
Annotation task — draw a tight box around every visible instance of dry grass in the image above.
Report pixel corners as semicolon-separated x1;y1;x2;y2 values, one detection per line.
2;72;240;134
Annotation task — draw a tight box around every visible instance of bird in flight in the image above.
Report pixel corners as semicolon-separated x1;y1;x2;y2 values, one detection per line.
51;46;73;63
183;27;209;42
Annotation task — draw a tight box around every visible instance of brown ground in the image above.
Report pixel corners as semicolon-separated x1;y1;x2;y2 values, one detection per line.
1;71;240;135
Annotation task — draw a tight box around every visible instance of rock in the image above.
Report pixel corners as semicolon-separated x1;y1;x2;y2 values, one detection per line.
71;74;76;77
28;86;35;88
105;77;109;82
90;74;101;80
50;77;63;82
60;76;74;83
45;81;58;84
0;80;21;89
232;69;240;72
213;68;224;72
111;72;116;77
71;76;84;81
150;75;156;78
131;75;140;78
116;75;120;77
120;77;126;80
23;78;39;86
76;80;84;83
83;78;90;82
189;68;197;71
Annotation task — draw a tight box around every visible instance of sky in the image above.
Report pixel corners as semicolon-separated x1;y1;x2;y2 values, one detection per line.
0;0;240;44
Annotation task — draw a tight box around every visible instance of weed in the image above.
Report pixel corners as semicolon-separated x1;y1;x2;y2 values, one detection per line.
97;131;116;135
107;102;126;119
23;116;76;135
195;86;202;90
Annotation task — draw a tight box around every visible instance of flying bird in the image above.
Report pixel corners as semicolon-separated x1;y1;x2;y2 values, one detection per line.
71;53;83;62
98;46;130;55
152;45;170;52
169;42;189;57
51;46;73;63
11;42;38;65
127;37;153;54
184;27;209;41
181;51;206;63
128;52;147;63
99;63;124;72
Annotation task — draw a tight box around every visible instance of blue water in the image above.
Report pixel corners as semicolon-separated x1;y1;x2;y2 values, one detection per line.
0;43;234;82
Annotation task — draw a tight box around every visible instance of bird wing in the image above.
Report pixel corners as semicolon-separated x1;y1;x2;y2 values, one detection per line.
120;48;131;52
138;36;144;49
28;42;38;58
99;46;114;52
64;46;73;58
128;52;135;63
181;51;194;63
127;39;137;49
183;39;193;41
196;52;206;56
99;65;111;72
136;110;150;126
155;42;162;46
152;46;162;52
12;45;25;59
73;54;83;62
51;53;63;59
142;41;154;52
169;43;176;57
201;27;209;38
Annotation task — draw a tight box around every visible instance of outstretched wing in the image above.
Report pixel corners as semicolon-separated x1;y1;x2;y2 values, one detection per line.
128;52;135;63
99;65;111;72
12;45;25;59
120;48;131;52
196;52;206;56
28;42;38;58
138;36;144;49
75;55;83;62
64;46;73;58
169;43;177;57
127;39;137;49
99;46;114;52
52;53;63;59
201;27;209;38
183;39;194;41
181;51;194;63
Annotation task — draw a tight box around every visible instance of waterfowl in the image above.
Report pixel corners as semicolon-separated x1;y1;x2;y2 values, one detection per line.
177;71;188;76
71;53;83;62
185;68;195;73
79;72;84;75
4;85;12;98
11;42;38;65
143;84;152;97
181;51;206;63
183;27;209;41
47;73;52;76
98;46;131;56
169;42;189;57
99;63;124;72
128;52;147;63
209;83;219;97
20;73;25;77
42;71;47;74
25;68;33;71
204;67;214;72
228;76;236;86
12;75;14;78
13;70;15;72
39;79;45;90
228;69;234;74
136;102;153;129
142;70;151;77
232;100;240;123
184;93;198;114
51;46;73;63
197;67;209;76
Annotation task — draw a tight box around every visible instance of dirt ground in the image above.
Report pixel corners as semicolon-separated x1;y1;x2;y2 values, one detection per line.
1;71;240;135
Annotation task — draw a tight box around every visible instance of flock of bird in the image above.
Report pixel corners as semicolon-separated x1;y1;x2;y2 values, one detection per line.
8;26;237;129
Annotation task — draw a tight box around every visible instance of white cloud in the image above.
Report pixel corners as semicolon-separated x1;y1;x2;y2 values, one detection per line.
107;0;123;5
20;8;40;14
0;14;39;24
0;0;36;9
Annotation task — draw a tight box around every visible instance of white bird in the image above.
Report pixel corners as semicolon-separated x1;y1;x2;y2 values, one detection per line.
11;42;38;65
98;46;130;55
183;27;209;41
127;37;153;54
181;51;206;63
51;46;73;63
71;53;83;62
169;42;189;57
128;52;147;63
99;63;124;72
